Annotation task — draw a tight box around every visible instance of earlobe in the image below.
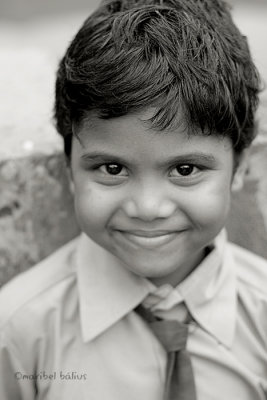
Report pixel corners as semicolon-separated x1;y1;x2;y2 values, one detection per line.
69;180;75;195
66;166;75;195
231;150;249;192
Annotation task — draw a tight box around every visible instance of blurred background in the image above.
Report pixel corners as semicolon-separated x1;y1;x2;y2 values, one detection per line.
0;0;267;287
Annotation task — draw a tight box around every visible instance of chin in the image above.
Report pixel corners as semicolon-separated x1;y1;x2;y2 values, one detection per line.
125;257;180;279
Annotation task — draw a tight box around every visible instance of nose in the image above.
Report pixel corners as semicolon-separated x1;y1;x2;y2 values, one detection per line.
122;181;176;221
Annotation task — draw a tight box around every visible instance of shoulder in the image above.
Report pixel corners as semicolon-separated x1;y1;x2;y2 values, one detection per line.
0;236;80;330
227;241;267;297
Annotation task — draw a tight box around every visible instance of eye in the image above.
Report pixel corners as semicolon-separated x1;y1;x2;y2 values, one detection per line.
99;163;127;176
170;164;197;177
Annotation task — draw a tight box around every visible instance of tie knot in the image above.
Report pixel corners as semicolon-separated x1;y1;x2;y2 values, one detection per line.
150;319;188;352
135;305;189;352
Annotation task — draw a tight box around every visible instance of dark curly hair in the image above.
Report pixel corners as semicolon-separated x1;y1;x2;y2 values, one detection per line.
54;0;260;159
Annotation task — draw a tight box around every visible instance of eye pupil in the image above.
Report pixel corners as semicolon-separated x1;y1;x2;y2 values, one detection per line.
176;165;194;176
106;164;122;175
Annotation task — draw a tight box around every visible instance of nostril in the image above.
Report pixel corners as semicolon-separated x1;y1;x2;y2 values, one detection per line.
123;199;176;222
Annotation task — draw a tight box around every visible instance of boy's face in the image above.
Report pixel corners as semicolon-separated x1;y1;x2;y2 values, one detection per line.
70;108;245;286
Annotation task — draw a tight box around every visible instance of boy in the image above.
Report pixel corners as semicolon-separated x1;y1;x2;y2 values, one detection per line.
0;0;266;398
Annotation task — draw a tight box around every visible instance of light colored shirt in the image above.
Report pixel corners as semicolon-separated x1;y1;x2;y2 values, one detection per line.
0;231;267;400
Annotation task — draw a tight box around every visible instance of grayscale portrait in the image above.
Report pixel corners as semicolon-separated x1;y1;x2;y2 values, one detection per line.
0;0;267;398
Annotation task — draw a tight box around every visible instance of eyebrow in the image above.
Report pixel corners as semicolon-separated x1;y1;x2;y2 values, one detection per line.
80;151;217;166
81;152;132;165
159;153;217;167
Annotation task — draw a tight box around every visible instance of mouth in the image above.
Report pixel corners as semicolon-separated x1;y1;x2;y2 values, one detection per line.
114;230;182;249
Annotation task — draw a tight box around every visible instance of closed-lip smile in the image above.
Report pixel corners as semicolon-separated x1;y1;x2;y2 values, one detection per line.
122;230;174;237
115;229;183;249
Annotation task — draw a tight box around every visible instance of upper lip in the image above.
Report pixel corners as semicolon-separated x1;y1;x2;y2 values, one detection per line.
117;230;178;238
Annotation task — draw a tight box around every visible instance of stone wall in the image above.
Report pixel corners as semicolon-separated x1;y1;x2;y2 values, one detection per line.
0;153;80;287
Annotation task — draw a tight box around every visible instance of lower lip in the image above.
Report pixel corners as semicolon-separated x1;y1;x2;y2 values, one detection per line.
115;231;179;249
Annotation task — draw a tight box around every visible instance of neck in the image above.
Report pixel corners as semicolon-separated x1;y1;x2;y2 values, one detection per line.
150;247;210;288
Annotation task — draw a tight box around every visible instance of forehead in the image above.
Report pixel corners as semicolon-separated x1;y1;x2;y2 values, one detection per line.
72;108;233;163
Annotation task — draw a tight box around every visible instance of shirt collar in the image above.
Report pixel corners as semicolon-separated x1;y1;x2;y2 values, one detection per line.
177;231;237;348
76;234;151;342
76;231;236;347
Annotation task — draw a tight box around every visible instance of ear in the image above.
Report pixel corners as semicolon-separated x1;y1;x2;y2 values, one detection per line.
231;150;249;193
66;164;75;195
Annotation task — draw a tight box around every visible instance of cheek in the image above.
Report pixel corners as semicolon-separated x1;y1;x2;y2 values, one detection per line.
185;181;232;228
73;185;120;232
